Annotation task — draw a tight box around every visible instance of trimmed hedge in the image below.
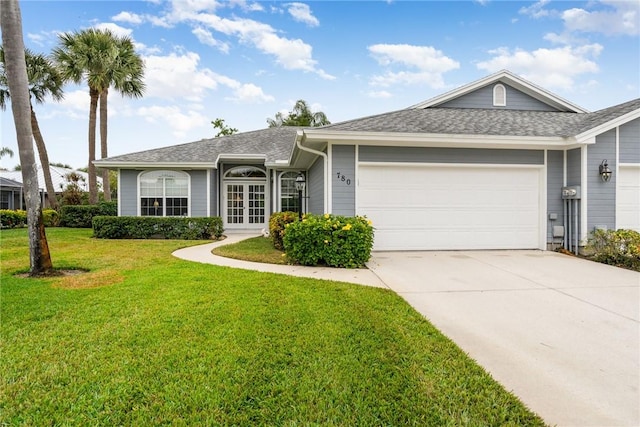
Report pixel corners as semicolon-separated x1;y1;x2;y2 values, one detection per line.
42;209;60;227
92;216;224;240
0;209;27;229
586;228;640;271
269;211;299;250
60;202;117;228
283;213;374;268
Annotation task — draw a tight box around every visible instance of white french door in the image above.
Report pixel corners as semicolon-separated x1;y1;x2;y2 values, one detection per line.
224;182;267;229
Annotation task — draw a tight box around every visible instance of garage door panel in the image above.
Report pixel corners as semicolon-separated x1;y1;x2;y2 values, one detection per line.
358;164;541;250
617;166;640;231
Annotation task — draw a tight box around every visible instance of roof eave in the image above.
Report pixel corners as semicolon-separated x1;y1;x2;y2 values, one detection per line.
303;129;577;149
92;160;215;169
575;108;640;142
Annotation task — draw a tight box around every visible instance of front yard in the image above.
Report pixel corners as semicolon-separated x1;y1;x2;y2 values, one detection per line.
0;228;545;425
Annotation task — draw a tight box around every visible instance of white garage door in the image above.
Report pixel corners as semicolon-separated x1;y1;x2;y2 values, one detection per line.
358;164;542;251
616;165;640;231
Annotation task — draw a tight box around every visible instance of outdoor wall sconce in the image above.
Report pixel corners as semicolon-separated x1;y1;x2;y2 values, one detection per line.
599;160;612;182
295;172;306;220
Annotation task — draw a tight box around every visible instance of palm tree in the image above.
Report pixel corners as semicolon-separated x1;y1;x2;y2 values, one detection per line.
0;47;64;210
98;35;144;201
1;0;54;275
53;29;144;203
0;147;14;159
267;99;330;127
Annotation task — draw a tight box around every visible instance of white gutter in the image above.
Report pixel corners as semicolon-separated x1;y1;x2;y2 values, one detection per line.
295;130;328;213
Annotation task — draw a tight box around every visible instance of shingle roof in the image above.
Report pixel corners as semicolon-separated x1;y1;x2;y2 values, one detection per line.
97;98;639;166
0;176;23;189
321;98;640;138
97;126;304;164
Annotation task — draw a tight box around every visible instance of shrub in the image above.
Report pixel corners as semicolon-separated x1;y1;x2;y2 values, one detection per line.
283;213;374;268
60;202;117;228
42;209;60;227
92;216;224;240
0;210;27;229
586;228;640;271
269;211;299;250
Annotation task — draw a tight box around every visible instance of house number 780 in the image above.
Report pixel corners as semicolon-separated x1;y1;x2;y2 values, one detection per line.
336;172;351;186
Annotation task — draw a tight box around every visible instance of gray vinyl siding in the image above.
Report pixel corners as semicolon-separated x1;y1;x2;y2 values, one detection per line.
119;169;141;216
547;151;564;241
566;149;581;186
588;130;616;232
331;145;356;216
189;170;208;217
438;83;558;111
118;169;210;217
620;118;640;163
359;146;544;164
308;156;324;214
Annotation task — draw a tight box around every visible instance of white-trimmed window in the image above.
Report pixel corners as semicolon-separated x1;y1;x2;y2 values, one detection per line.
493;84;506;106
139;170;189;216
279;171;302;212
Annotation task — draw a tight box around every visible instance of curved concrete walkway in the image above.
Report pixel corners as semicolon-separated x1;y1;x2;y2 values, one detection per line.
172;234;388;288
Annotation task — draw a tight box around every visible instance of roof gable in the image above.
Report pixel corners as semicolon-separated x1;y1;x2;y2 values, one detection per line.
409;70;588;113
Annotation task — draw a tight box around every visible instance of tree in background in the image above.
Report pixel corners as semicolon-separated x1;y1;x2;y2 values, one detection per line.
0;47;65;210
267;100;330;127
1;0;54;275
53;28;145;203
211;118;238;137
0;147;14;158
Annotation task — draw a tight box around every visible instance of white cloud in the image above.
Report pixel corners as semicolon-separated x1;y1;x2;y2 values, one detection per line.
192;27;230;52
136;105;210;138
228;0;264;12
151;1;334;79
143;52;219;102
367;90;393;99
226;83;274;103
519;0;552;19
93;22;133;38
112;11;144;25
368;44;459;88
561;1;639;36
143;50;272;104
476;44;602;90
286;3;320;27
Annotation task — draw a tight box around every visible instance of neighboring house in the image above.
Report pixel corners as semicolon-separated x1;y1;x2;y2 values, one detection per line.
0;166;101;208
0;176;36;210
95;70;640;251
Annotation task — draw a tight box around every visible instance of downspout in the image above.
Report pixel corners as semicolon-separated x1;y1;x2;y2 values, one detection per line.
296;130;328;213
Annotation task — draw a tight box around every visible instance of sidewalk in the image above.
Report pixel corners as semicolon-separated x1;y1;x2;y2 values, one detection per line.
172;234;388;289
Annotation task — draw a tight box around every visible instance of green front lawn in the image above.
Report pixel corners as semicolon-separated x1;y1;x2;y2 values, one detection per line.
0;228;546;426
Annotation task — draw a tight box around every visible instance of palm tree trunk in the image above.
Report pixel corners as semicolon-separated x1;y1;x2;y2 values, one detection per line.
99;88;111;201
88;87;99;204
31;106;59;211
1;0;53;275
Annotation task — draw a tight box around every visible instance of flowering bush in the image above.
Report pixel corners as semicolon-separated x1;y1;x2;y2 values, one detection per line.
283;213;374;268
0;209;27;228
586;228;640;271
269;211;299;250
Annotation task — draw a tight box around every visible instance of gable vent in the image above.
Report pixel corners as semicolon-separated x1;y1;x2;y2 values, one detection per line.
493;84;506;106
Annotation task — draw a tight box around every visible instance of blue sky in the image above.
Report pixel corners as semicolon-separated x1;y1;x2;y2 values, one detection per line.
1;0;639;169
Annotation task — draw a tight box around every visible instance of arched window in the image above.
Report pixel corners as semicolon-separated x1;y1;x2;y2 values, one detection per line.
493;84;506;106
224;166;266;179
139;170;189;216
279;171;302;212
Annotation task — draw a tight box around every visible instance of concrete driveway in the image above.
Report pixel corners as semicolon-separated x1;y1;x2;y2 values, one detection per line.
367;250;639;427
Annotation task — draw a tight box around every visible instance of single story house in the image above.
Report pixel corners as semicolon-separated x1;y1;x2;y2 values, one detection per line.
0;165;101;209
0;176;35;210
96;70;640;251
